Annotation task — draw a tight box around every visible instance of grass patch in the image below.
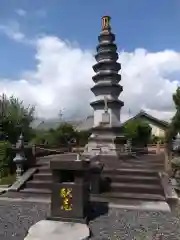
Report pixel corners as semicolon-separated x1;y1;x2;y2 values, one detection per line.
0;174;16;186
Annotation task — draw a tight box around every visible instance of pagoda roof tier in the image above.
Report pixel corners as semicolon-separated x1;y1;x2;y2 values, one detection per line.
92;70;121;83
93;61;121;73
98;31;115;43
95;51;118;62
91;83;123;96
96;42;117;53
90;99;124;109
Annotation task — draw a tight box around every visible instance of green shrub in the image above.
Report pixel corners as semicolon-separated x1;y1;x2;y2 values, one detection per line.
0;174;16;185
123;120;152;146
0;140;13;178
151;135;165;144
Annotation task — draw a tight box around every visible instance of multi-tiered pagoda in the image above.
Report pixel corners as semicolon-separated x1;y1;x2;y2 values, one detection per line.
84;16;125;157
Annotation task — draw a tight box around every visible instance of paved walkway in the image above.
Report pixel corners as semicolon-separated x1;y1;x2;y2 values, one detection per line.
0;200;180;240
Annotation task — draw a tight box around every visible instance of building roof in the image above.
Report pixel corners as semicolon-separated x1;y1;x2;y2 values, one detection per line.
75;116;94;132
76;110;169;132
121;110;169;128
34;119;81;131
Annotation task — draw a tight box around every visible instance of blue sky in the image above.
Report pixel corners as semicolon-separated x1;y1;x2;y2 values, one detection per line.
0;0;180;78
0;0;179;120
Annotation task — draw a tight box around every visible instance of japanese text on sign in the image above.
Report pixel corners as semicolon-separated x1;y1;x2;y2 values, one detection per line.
60;188;72;211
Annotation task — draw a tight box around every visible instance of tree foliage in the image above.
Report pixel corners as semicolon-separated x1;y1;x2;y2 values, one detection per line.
123;119;152;146
166;87;180;143
31;123;78;147
31;123;90;148
150;135;165;144
0;94;35;144
0;140;13;178
76;130;91;146
0;94;35;178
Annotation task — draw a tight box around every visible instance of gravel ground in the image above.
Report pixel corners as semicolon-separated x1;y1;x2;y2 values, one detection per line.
0;200;180;240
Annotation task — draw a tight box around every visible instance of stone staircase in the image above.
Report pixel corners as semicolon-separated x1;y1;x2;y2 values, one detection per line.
19;158;52;196
91;168;165;203
90;153;165;203
16;153;166;204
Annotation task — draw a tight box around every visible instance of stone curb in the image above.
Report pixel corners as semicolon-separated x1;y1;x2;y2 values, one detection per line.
8;168;37;192
0;189;6;195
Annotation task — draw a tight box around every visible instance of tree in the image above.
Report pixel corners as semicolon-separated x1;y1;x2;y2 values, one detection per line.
31;122;78;148
151;135;165;144
54;123;77;146
123;119;152;146
166;87;180;144
0;94;35;178
0;94;35;144
76;130;91;146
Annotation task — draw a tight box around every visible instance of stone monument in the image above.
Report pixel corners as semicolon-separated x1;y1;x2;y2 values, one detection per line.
84;16;125;158
25;154;90;240
48;155;90;223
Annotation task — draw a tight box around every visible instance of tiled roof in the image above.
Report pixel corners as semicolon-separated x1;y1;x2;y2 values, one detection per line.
75;116;94;132
34;119;82;130
121;110;169;128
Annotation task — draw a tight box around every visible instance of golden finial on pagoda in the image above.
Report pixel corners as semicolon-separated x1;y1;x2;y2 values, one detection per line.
102;16;111;31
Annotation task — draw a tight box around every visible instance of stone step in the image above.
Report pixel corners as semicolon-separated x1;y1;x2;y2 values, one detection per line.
38;166;51;173
33;173;52;181
20;188;51;195
90;197;170;212
119;163;164;170
102;174;160;184
103;168;159;176
25;180;52;189
37;157;51;162
91;191;165;202
124;159;164;164
110;182;164;194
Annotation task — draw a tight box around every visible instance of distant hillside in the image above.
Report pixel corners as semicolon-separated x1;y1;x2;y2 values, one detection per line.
32;118;82;130
31;111;171;132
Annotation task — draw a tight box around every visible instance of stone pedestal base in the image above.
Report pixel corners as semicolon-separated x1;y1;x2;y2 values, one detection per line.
83;126;128;168
84;141;121;156
84;132;125;156
24;220;90;240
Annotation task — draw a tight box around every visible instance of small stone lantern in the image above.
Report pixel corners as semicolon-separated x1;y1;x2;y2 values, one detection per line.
13;133;27;180
126;139;132;154
171;132;180;190
172;132;180;152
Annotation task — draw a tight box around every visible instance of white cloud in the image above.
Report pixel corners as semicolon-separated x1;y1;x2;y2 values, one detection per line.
15;9;27;17
0;35;179;121
0;20;34;45
0;21;25;42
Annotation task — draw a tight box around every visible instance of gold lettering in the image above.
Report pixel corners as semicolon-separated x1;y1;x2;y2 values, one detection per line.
60;188;73;211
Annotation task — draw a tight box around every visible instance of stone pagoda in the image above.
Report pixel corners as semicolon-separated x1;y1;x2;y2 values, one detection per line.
84;16;125;157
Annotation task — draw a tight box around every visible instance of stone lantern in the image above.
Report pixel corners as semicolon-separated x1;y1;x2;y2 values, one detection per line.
171;132;180;191
172;132;180;152
126;139;132;154
13;133;27;180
